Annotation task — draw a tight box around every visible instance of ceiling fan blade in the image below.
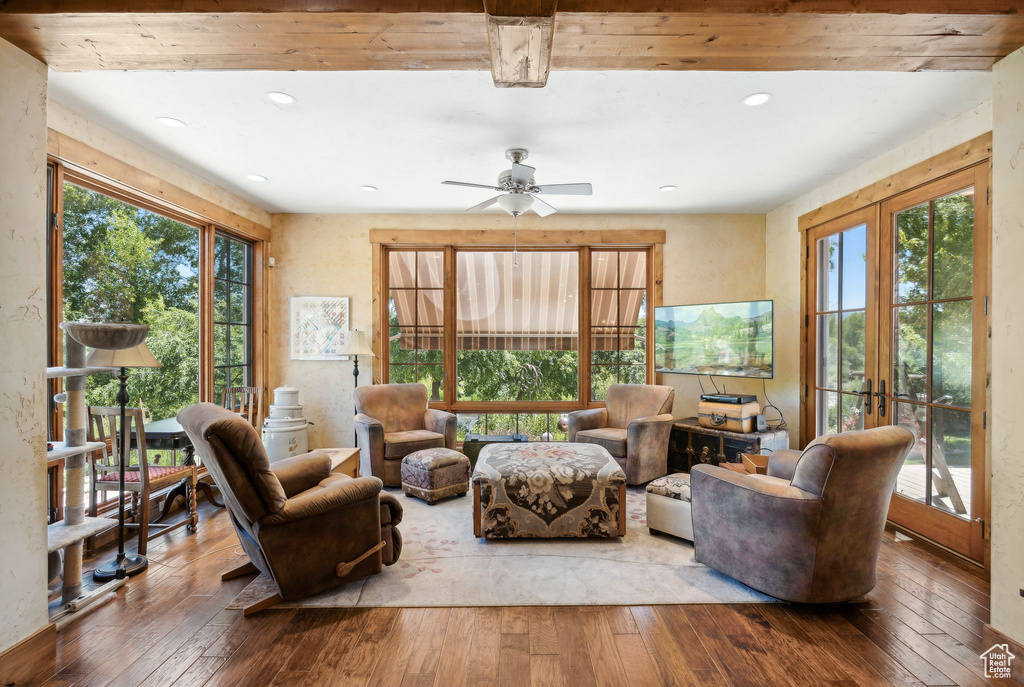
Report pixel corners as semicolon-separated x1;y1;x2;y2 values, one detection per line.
529;195;557;217
465;195;502;212
534;183;593;196
511;163;535;186
443;180;503;191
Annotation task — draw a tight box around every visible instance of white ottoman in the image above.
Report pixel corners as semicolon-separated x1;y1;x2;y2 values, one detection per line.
645;473;693;541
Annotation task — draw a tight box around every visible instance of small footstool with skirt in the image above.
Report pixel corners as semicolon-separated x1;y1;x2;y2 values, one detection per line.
401;448;471;504
645;473;693;541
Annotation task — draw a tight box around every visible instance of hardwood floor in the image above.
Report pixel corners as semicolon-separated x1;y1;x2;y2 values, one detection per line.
39;500;1009;687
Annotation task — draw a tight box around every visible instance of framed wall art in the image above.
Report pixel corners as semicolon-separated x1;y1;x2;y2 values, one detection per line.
290;296;350;360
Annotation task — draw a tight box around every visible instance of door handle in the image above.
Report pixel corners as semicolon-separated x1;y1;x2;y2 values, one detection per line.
859;378;873;415
874;379;887;417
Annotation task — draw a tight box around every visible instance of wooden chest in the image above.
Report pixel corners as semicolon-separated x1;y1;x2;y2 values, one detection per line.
668;417;790;473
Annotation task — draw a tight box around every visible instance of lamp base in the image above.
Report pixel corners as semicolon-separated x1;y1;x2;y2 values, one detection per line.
92;553;148;582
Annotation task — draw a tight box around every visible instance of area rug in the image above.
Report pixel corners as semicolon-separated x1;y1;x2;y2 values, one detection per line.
226;487;773;608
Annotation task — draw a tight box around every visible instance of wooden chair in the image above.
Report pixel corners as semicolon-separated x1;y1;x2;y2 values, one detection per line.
221;386;262;429
88;406;198;555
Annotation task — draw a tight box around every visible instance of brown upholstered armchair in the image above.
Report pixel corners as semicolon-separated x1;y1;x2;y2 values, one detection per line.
567;384;675;485
354;383;456;486
690;425;914;604
178;403;402;612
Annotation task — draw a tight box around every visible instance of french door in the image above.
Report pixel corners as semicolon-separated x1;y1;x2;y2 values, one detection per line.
805;164;989;562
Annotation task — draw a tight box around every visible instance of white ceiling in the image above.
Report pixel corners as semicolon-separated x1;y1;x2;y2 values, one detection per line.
47;70;992;215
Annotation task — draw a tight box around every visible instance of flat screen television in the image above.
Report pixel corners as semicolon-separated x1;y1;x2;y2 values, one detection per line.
654;300;773;378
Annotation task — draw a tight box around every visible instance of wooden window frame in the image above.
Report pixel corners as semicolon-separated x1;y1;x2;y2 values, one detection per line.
371;230;664;415
45;138;270;450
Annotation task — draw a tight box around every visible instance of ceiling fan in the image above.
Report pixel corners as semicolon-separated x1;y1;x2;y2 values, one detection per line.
442;148;592;217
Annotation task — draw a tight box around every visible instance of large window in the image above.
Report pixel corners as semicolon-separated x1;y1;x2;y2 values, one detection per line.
45;157;266;443
457;250;579;402
381;242;655;424
61;182;200;423
214;232;254;398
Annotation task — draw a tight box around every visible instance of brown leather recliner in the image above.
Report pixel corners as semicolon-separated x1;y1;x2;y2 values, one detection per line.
178;403;402;607
567;384;675;485
354;383;456;486
690;425;914;604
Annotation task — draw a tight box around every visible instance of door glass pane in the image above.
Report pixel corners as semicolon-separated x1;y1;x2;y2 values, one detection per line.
930;407;971;519
896;203;929;303
932;300;972;408
820;391;839;435
840;393;865;433
817;314;839;390
933;189;974;300
840;310;866;393
817;234;840;311
893;305;928;402
841;224;867;310
893;401;928;504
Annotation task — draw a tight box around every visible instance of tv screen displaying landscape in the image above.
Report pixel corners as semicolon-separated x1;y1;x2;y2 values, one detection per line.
654;300;773;378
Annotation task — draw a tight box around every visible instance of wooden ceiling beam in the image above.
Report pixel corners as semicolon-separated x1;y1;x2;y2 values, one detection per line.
2;0;1022;13
1;8;1022;73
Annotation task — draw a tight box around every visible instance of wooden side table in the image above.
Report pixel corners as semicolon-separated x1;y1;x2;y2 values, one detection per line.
323;447;360;477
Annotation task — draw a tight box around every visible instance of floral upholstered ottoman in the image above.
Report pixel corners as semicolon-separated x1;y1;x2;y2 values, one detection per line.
401;448;471;504
472;442;627;539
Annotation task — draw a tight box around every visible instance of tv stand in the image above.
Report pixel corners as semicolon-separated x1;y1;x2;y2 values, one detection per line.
668;417;789;472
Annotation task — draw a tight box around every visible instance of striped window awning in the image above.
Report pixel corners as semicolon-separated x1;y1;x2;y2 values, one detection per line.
389;250;645;351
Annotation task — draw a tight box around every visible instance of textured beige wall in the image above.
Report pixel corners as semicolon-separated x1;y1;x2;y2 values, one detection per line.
990;45;1024;645
47;101;271;229
0;38;50;653
765;102;993;444
268;213;766;448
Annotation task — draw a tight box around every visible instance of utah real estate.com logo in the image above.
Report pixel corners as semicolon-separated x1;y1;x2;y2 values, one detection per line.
980;643;1015;679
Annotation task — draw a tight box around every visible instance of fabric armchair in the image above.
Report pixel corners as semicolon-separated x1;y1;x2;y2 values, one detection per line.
354;383;456;486
690;425;914;604
178;403;403;610
568;384;675;484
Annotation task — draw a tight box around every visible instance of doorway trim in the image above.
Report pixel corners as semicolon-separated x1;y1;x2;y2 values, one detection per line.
800;138;992;568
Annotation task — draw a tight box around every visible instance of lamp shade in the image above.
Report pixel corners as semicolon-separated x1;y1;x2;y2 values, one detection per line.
340;330;375;358
86;341;162;369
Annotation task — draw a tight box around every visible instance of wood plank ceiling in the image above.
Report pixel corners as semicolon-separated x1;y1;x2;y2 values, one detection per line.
1;1;1023;87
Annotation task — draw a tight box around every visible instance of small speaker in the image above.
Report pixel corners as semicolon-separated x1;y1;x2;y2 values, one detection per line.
755;414;768;432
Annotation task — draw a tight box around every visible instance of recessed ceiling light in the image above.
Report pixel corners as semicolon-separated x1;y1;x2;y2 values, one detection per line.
660;185;678;192
266;91;296;105
742;92;773;107
156;117;186;128
359;185;379;192
247;174;268;182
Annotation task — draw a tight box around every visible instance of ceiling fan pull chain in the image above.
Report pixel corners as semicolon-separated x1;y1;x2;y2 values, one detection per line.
513;214;519;269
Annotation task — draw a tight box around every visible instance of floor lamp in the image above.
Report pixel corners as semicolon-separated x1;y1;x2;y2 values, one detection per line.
340;330;375;445
87;341;162;582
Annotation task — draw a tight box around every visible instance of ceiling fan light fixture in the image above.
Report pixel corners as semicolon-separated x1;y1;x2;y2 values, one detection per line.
497;193;534;216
